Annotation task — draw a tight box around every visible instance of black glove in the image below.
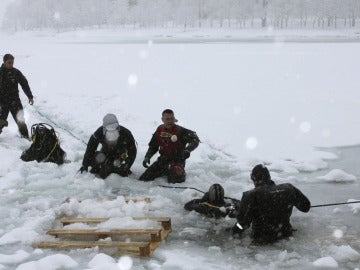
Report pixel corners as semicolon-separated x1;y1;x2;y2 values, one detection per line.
120;163;129;170
143;156;150;168
0;119;8;129
79;166;88;174
183;150;191;159
118;164;130;177
225;205;237;218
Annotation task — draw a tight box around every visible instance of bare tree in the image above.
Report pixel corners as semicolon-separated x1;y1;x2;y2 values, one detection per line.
3;0;360;31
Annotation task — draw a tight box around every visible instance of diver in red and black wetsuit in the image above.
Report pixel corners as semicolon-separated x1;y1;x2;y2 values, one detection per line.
139;109;200;183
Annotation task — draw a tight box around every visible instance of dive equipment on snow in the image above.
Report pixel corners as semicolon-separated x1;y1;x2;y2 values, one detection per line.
20;123;66;164
158;184;239;201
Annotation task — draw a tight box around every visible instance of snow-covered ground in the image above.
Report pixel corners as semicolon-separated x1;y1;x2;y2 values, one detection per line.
0;29;359;270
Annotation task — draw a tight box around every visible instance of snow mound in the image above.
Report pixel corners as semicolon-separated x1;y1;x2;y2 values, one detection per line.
86;253;119;270
15;254;78;270
312;256;338;268
329;245;360;262
88;253;115;267
0;227;39;245
268;158;328;174
32;249;44;255
159;250;208;270
317;169;356;183
347;199;360;214
0;250;30;264
117;256;133;270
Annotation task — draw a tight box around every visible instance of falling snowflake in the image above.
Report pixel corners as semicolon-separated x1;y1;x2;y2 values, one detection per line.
53;12;61;21
333;229;343;239
299;121;311;133
127;74;138;86
245;137;258;150
16;110;25;123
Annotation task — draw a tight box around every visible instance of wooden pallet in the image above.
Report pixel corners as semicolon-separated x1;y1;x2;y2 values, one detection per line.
37;217;172;257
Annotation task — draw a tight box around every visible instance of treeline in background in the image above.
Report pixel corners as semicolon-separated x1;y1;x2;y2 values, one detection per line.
3;0;360;31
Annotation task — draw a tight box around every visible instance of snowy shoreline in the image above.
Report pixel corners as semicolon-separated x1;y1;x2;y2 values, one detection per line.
2;27;360;42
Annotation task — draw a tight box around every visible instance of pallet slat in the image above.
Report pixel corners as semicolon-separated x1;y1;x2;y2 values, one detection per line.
61;218;108;226
133;217;172;231
38;240;149;248
47;229;162;242
61;217;171;231
125;198;151;203
63;198;151;204
37;241;151;256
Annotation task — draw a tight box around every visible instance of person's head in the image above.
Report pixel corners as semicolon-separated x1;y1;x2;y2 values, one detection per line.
250;164;271;187
102;113;120;143
3;54;14;69
161;109;177;129
208;183;225;203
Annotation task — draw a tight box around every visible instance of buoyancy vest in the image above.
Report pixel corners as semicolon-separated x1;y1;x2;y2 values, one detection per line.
156;125;182;156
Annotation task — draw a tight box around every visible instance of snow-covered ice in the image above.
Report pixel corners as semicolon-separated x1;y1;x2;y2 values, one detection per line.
347;199;360;215
313;256;338;268
317;169;357;183
328;245;360;262
0;29;359;269
86;253;116;270
15;254;78;270
0;250;30;265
